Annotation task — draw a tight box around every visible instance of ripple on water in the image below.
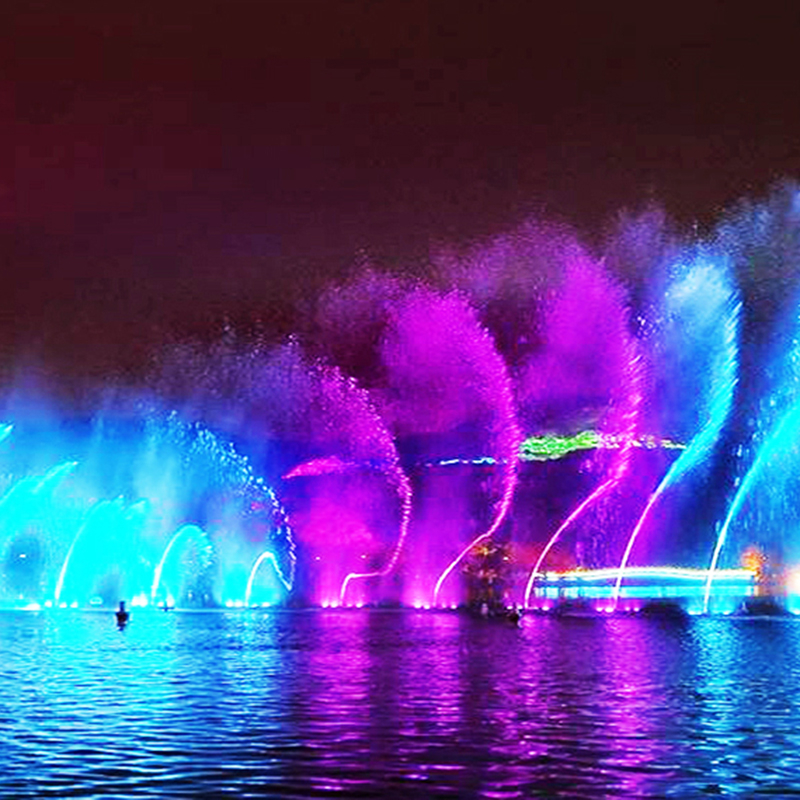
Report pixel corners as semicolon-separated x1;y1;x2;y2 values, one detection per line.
2;610;800;797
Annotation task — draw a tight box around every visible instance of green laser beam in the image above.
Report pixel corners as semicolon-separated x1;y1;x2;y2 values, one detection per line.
520;431;686;462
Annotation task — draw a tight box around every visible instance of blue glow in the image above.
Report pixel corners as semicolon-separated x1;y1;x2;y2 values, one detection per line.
615;257;741;605
705;401;800;610
529;567;754;610
245;550;290;606
0;416;295;609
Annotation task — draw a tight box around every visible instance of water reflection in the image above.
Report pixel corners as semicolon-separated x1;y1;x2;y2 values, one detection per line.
2;610;800;797
684;618;800;795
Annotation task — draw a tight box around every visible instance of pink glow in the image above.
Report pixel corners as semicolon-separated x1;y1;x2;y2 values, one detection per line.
524;336;643;608
363;286;522;607
432;428;520;606
515;256;637;430
339;468;413;603
283;456;356;480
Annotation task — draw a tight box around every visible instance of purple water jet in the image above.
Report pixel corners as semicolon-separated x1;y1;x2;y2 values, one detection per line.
314;274;521;607
435;222;643;605
158;335;412;607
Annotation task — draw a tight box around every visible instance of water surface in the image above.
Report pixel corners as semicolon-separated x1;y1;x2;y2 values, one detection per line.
1;609;799;798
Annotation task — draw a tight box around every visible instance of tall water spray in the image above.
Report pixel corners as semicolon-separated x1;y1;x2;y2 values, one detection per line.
0;411;293;608
704;402;800;612
158;335;412;607
704;186;800;610
613;254;741;607
315;274;521;607
516;257;643;607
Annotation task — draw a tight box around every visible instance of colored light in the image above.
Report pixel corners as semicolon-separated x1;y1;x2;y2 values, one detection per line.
617;261;740;609
566;565;751;581
519;431;685;462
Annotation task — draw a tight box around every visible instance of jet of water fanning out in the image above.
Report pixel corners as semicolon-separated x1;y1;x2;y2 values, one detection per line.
613;260;740;608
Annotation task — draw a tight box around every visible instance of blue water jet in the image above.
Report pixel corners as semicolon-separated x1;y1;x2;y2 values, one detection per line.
0;413;294;609
704;401;800;611
151;524;214;608
614;254;741;606
704;187;800;611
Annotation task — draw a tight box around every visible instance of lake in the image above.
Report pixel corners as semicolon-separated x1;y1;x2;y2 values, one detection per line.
1;608;799;798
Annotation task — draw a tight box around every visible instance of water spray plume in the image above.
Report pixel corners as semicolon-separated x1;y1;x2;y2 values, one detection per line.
516;253;644;607
614;260;740;608
429;305;521;606
701;187;800;612
245;550;290;606
523;347;643;607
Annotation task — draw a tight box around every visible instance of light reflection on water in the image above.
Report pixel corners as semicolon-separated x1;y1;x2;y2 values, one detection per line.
2;609;800;797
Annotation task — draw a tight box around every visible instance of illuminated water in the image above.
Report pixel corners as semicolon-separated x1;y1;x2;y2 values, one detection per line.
9;190;800;611
3;610;800;798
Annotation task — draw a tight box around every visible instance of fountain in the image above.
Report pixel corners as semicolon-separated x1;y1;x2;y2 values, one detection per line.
704;186;800;612
613;251;741;610
0;412;293;609
312;276;521;608
6;187;800;613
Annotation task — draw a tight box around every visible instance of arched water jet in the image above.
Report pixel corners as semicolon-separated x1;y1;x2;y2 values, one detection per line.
283;454;413;605
256;485;296;595
0;462;77;518
613;259;740;608
150;524;212;606
339;469;412;604
55;497;150;607
55;498;127;605
704;400;800;611
244;549;290;606
523;347;643;608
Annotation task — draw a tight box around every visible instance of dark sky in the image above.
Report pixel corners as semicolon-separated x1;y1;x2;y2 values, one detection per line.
3;0;800;386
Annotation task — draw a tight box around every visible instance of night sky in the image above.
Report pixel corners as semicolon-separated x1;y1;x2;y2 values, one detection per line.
3;1;800;391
